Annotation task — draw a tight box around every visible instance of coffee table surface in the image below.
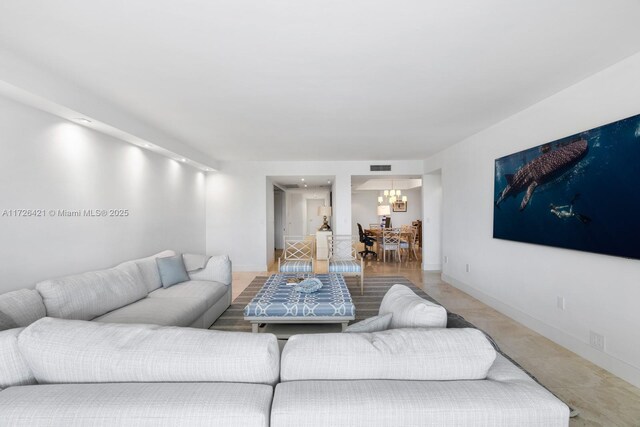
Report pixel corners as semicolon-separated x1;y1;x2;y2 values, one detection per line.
243;274;355;326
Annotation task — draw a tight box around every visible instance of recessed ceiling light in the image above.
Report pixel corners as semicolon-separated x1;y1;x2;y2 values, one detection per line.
75;118;91;124
145;143;152;148
180;158;187;162
327;180;331;184
301;178;305;182
304;184;308;188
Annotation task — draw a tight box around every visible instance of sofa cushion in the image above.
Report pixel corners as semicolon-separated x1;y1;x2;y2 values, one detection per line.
188;254;232;285
0;328;36;390
183;253;212;272
344;313;392;333
272;374;569;427
156;254;190;288
148;280;228;307
0;382;273;427
0;310;18;331
93;297;207;327
36;267;148;321
281;328;496;381
0;289;46;327
279;260;313;273
328;260;362;273
117;250;176;293
18;317;280;386
379;284;447;328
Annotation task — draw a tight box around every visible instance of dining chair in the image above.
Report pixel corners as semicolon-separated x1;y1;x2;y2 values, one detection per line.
399;227;414;261
410;225;420;260
380;228;402;262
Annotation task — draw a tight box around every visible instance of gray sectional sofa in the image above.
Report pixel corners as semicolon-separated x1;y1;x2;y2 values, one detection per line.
0;250;232;329
0;318;570;426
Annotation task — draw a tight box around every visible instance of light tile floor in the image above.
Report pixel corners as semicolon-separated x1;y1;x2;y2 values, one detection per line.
232;254;640;426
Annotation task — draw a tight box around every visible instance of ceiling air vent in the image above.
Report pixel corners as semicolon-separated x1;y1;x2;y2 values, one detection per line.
370;164;391;172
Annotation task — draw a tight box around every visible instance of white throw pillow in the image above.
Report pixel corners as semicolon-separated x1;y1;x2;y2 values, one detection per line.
344;313;392;333
379;284;447;329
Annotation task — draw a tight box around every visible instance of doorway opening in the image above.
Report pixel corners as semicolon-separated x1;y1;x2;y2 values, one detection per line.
268;175;334;270
351;175;424;270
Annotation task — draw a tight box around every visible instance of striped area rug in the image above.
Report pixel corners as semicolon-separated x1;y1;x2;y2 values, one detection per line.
210;275;437;333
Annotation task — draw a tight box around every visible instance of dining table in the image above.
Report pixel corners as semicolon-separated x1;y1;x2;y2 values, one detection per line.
364;228;416;261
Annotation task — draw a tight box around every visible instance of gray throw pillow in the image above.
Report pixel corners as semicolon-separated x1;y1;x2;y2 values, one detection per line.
156;255;190;288
344;313;392;333
0;310;18;331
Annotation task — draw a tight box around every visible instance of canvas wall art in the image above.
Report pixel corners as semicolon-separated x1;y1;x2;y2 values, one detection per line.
493;113;640;260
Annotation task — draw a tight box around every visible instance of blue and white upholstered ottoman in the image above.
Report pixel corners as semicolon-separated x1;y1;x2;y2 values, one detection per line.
244;274;355;333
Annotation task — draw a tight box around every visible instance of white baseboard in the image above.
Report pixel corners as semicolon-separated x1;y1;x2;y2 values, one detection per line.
442;273;640;389
423;263;442;271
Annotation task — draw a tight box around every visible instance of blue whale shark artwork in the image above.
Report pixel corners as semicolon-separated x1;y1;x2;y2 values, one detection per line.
493;112;640;260
496;139;588;210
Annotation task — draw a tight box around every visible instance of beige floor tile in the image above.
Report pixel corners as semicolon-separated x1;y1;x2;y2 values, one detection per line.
556;386;640;427
518;356;616;389
494;333;573;359
231;271;266;300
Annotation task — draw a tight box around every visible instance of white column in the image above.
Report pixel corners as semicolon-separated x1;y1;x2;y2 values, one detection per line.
422;173;442;270
333;173;352;236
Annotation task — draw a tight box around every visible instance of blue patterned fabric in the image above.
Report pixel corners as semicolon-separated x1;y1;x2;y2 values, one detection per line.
328;260;362;273
279;260;313;273
293;278;323;293
244;274;355;318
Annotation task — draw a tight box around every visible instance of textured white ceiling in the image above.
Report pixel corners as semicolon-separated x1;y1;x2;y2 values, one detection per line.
1;0;640;161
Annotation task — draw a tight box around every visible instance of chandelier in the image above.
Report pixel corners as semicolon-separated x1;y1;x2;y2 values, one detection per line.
377;181;407;205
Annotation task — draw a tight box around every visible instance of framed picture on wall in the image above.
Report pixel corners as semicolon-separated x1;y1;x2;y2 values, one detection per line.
392;201;407;212
493;112;640;260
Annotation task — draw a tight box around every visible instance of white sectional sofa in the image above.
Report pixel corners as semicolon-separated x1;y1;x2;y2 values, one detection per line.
274;328;570;427
0;250;232;329
0;318;279;426
0;318;569;426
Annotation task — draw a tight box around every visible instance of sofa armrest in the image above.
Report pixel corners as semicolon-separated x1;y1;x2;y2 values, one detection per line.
187;255;232;286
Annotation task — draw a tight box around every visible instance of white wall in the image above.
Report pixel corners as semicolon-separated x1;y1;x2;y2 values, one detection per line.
422;173;442;271
206;160;423;271
287;193;305;236
273;189;285;250
284;189;330;238
0;95;206;292
351;188;423;232
265;178;275;268
425;52;640;387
